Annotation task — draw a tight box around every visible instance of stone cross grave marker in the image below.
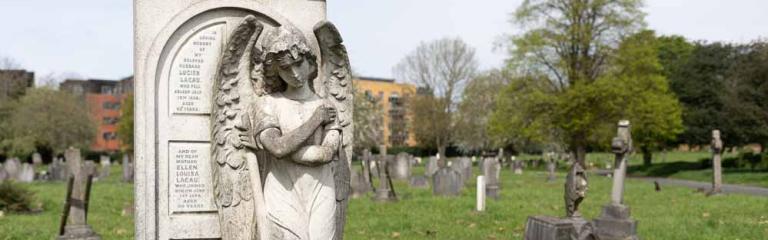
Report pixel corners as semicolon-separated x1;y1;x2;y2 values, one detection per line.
373;155;397;202
593;120;639;240
58;147;100;240
710;129;724;195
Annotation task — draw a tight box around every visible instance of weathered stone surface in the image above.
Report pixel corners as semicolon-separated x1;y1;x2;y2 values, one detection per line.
593;120;638;240
49;157;69;181
84;161;98;179
523;216;592;240
350;170;370;198
425;156;439;177
99;155;111;178
135;1;349;238
451;157;473;184
373;155;397;202
482;157;501;199
710;129;723;195
32;152;43;166
4;158;21;180
59;147;100;240
408;175;429;188
432;167;463;197
18;163;34;183
121;154;133;183
390;152;412;180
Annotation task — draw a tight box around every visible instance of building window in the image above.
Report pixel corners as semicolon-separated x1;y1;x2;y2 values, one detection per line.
102;132;117;141
103;117;119;125
100;86;114;94
102;102;121;110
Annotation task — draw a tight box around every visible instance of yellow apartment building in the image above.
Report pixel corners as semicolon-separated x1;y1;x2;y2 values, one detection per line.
353;77;418;147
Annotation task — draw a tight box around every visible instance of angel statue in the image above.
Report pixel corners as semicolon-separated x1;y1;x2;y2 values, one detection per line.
211;15;353;240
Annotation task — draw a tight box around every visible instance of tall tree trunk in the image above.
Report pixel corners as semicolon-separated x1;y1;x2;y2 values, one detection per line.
437;144;447;168
642;146;653;167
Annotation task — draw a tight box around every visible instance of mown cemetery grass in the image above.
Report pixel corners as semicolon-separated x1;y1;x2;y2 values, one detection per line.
1;159;767;239
0;165;134;240
346;165;768;239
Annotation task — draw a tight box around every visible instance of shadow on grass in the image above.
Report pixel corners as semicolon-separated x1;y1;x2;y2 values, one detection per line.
628;157;768;177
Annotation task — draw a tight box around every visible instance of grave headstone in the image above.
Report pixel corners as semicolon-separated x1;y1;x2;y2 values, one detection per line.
390;152;412;180
511;156;523;175
408;175;429;188
58;147;100;240
432;167;463;197
451;157;473;184
4;158;21;181
709;129;723;195
0;163;7;182
593;120;638;240
425;156;439;177
84;161;98;180
32;152;43;166
49;157;69;181
482;157;501;199
373;155;397;202
546;159;557;182
476;176;485;212
122;154;133;183
350;170;370;198
18;163;35;183
99;155;111;178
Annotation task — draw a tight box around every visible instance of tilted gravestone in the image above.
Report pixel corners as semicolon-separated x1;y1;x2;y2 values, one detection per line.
135;1;353;238
432;167;463;197
58;147;100;240
373;155;397;202
390;152;412;180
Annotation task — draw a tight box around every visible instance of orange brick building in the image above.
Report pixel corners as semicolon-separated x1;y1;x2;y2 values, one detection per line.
354;77;417;147
60;77;133;153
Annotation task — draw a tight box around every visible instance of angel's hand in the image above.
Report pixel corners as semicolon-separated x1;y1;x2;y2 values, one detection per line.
313;104;337;125
239;129;258;150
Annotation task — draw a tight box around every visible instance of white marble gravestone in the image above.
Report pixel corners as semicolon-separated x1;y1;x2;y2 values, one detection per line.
134;1;329;239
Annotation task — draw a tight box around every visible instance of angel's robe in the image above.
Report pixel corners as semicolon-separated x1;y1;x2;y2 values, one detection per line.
252;92;337;240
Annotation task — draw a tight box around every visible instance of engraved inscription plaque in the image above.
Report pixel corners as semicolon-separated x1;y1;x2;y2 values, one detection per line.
169;142;215;213
170;23;224;115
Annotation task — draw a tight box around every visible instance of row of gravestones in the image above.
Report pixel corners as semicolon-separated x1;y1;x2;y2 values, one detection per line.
1;153;134;183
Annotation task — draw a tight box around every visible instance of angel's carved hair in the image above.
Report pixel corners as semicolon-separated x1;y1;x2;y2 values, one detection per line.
259;26;318;94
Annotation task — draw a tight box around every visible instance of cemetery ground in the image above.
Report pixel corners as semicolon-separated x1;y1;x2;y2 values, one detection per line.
0;152;766;239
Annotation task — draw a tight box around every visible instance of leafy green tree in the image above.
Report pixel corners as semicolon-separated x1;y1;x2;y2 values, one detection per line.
117;93;134;154
721;41;768;149
454;70;510;152
0;87;95;157
501;0;646;164
608;30;683;165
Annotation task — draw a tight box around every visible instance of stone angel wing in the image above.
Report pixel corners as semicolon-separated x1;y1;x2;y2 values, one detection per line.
211;15;268;240
313;21;353;240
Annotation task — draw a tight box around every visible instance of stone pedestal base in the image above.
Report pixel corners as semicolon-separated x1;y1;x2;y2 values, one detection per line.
523;216;592;240
58;225;101;240
592;204;638;240
486;184;500;199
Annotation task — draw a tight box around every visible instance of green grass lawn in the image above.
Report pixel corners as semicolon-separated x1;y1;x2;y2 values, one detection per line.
0;165;134;240
1;163;767;239
346;166;768;239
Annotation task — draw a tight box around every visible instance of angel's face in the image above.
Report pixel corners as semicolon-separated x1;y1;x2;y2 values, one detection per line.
277;53;314;88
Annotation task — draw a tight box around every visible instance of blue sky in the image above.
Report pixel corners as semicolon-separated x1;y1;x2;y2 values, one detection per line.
0;0;765;82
